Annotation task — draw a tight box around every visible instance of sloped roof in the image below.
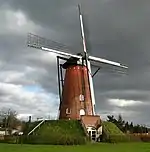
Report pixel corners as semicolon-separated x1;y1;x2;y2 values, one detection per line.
81;115;101;129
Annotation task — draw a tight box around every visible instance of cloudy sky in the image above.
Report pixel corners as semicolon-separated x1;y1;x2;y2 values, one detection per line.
0;0;150;125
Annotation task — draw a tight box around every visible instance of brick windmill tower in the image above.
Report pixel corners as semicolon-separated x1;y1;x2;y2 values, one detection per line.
27;5;128;128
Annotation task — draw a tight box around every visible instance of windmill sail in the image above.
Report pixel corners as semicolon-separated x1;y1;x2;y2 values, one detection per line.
78;4;96;115
89;55;128;69
27;33;128;70
27;33;74;53
78;4;87;53
42;47;82;59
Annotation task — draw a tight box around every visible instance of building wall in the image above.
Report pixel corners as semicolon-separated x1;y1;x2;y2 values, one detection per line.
59;65;94;120
0;131;9;135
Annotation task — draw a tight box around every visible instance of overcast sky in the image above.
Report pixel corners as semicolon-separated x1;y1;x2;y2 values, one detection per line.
0;0;150;125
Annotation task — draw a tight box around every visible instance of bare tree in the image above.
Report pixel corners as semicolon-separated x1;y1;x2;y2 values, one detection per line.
0;108;20;134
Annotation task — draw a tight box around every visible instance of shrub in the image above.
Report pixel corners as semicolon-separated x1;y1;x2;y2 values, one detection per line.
137;134;150;142
0;135;18;144
107;135;141;143
20;134;86;145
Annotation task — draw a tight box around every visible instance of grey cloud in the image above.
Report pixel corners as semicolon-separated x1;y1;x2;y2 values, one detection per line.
0;0;150;124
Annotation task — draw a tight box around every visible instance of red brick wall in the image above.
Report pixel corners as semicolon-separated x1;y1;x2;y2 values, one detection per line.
81;115;101;128
59;65;94;120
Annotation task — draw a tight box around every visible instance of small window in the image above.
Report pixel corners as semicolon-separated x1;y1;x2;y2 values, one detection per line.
79;94;84;101
66;108;71;114
80;109;85;116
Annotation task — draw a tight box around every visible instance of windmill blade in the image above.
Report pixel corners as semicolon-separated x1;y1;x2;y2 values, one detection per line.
41;47;82;59
27;33;75;53
27;33;82;59
92;64;128;76
78;5;96;115
78;4;87;53
88;55;128;69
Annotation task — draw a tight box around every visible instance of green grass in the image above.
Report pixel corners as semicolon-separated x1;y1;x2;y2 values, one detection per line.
102;121;124;135
0;143;150;152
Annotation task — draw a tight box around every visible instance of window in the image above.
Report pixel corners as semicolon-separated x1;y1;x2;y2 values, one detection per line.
79;94;84;101
80;109;85;116
66;108;71;114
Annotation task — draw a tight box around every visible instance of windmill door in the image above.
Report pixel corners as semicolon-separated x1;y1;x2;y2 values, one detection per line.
87;127;96;141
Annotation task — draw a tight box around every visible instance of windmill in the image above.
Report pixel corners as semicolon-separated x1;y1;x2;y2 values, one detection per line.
27;5;128;121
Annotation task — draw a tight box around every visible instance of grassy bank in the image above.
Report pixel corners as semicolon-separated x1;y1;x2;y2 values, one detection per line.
22;120;87;145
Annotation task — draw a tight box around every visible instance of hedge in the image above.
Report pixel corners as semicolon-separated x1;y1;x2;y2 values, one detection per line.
20;134;86;145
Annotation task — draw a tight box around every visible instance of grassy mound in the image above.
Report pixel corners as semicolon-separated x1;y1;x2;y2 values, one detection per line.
102;121;141;143
102;121;124;135
22;120;88;145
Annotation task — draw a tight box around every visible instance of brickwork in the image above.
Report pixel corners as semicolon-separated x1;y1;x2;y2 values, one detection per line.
81;115;101;128
59;65;94;120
